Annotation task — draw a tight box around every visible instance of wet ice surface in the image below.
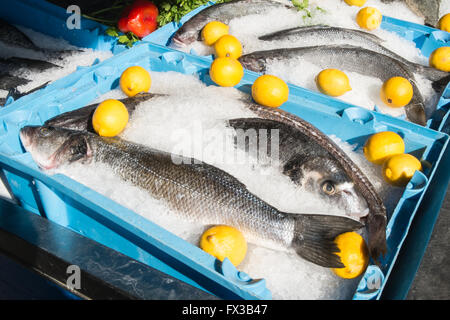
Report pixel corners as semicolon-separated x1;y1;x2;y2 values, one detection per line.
171;0;437;121
0;25;112;102
54;71;404;300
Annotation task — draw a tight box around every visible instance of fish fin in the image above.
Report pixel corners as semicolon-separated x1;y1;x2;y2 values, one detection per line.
431;74;450;95
291;214;363;268
365;213;387;264
411;63;450;90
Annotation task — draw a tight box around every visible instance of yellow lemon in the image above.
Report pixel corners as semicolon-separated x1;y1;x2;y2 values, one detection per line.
363;131;405;165
209;57;244;87
200;225;247;267
332;232;369;279
120;66;151;97
356;7;383;30
92;99;129;137
380;76;414;108
429;47;450;72
382;154;422;187
252;74;289;108
315;69;352;97
344;0;367;7
438;13;450;32
201;21;229;46
214;35;243;59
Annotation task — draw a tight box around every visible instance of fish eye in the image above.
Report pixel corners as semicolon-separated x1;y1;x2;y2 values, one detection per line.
39;127;51;137
321;181;336;195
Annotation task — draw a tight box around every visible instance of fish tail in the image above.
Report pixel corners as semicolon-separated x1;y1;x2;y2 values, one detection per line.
366;213;387;264
411;63;450;93
291;214;363;268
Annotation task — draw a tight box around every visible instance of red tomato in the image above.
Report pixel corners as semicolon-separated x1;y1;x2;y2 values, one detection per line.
118;0;158;38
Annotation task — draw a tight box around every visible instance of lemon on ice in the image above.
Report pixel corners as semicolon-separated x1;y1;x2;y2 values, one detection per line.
429;47;450;72
382;153;422;187
344;0;366;7
209;57;244;87
252;74;289;108
356;7;382;30
363;131;405;165
200;225;247;266
332;232;369;279
120;66;151;97
315;68;352;97
201;21;229;46
380;76;413;108
438;13;450;32
92;99;129;137
214;34;243;59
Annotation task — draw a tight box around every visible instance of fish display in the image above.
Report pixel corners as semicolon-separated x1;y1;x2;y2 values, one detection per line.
20;125;364;268
44;92;165;131
239;45;430;125
39;92;388;263
381;0;442;27
171;0;295;46
258;25;449;85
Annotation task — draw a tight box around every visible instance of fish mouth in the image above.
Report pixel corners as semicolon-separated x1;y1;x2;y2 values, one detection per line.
171;36;187;48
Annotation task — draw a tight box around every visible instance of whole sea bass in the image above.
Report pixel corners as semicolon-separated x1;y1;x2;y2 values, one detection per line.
239;45;429;125
171;0;295;46
258;25;449;84
20;125;364;268
40;93;388;262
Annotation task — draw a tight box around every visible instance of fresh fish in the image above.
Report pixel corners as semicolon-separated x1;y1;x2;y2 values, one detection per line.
229;103;388;263
0;72;30;91
258;25;450;85
44;92;165;131
40;91;388;262
239;45;429;125
171;0;295;46
0;19;79;63
0;57;59;104
20;125;364;268
227;117;369;217
381;0;442;27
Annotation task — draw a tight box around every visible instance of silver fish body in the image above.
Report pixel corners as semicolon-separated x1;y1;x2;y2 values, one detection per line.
258;25;449;84
171;0;295;46
239;45;427;125
227;117;369;217
20;125;363;268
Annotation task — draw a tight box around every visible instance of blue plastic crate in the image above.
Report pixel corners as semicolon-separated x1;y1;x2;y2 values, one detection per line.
0;42;448;300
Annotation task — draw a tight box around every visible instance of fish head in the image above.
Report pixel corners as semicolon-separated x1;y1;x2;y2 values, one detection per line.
285;156;369;217
238;54;267;73
20;125;93;170
171;26;199;47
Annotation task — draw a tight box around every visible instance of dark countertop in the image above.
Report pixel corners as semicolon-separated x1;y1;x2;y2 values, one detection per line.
407;186;450;299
